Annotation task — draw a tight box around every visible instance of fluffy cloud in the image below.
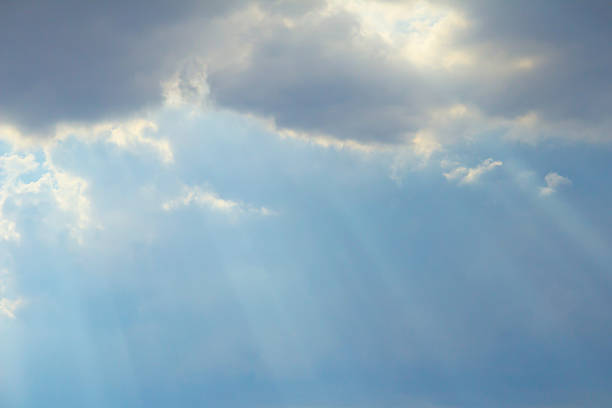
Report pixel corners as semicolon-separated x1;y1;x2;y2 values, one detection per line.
101;120;174;164
1;118;173;164
0;152;94;243
539;172;572;196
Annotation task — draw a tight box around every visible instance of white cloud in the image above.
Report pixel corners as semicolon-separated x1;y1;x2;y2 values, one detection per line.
0;151;95;243
273;124;381;153
56;119;174;165
1;118;173;165
444;158;503;184
539;172;572;196
163;185;275;217
0;297;23;320
44;157;94;240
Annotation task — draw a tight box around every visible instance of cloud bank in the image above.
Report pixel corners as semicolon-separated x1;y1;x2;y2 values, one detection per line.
1;0;611;149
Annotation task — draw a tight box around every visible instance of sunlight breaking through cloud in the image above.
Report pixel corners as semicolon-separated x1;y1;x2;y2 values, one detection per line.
0;152;94;243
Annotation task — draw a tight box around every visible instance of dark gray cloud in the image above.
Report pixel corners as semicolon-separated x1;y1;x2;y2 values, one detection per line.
0;0;241;131
207;11;438;143
206;0;612;144
444;0;612;122
2;0;612;144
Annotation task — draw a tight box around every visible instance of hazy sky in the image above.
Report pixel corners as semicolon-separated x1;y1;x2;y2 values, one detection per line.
1;1;612;407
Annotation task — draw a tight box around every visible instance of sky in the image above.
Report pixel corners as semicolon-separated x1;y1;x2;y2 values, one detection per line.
1;1;612;407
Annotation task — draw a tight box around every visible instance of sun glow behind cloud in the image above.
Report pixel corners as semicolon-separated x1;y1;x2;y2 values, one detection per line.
326;0;472;69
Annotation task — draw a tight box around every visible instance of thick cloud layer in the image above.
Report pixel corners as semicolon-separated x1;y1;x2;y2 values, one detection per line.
0;0;240;131
445;0;612;122
207;10;435;143
208;0;612;144
2;0;612;144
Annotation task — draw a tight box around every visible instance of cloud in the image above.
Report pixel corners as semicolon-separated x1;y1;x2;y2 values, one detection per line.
3;0;610;148
0;152;95;243
206;5;435;145
539;172;572;196
0;298;23;320
162;185;275;217
438;0;612;124
102;120;174;164
204;0;612;146
443;158;502;184
162;58;210;110
0;96;610;406
0;0;245;132
1;118;174;164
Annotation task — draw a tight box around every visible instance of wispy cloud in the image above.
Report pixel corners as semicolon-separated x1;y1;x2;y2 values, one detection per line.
539;172;572;196
443;158;502;185
162;185;275;217
0;297;23;320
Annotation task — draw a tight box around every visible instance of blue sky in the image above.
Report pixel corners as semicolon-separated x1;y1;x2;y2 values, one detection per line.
1;1;612;407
